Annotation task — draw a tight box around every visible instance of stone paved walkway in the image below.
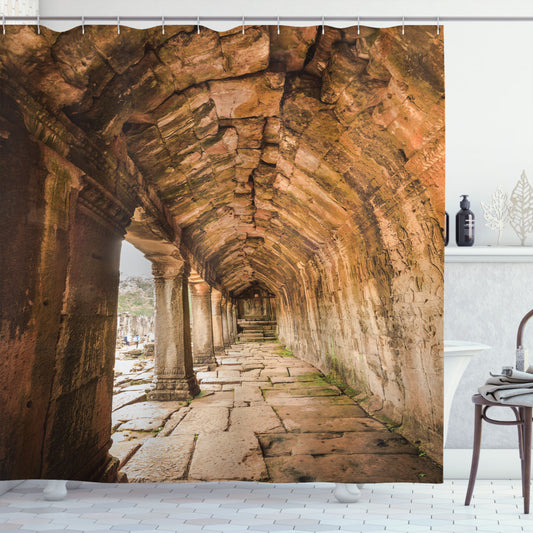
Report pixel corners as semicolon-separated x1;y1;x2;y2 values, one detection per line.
110;342;441;483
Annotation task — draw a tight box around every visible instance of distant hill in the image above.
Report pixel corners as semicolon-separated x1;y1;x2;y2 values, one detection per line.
118;276;155;317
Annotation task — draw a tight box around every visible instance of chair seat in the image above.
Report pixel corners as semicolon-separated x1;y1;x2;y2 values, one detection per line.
471;393;525;409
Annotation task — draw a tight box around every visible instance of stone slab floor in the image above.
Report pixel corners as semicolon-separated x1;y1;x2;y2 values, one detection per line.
110;342;441;484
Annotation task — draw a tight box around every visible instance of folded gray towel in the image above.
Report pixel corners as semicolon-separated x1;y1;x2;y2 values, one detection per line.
479;366;533;406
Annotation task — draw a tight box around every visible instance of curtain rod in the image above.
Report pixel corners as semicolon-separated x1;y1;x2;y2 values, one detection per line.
3;15;533;24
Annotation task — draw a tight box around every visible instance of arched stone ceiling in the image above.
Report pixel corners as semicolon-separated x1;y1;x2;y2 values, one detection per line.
0;24;444;297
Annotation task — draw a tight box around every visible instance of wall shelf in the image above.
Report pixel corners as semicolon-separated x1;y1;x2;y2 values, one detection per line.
445;246;533;262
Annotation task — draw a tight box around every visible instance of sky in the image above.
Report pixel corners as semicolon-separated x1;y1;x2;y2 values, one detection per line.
120;241;152;278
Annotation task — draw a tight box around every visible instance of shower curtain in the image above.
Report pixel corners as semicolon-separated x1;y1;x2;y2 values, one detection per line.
0;23;444;483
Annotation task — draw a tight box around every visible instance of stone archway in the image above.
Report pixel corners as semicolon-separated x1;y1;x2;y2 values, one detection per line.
0;24;444;481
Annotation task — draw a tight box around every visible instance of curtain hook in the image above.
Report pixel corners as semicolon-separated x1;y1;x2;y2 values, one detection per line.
357;15;360;35
81;15;85;35
277;15;280;35
37;15;40;35
197;16;200;34
437;15;440;35
117;16;120;35
161;15;164;35
242;15;245;35
322;15;325;35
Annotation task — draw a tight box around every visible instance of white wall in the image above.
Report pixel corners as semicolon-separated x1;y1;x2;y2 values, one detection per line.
37;0;533;21
33;0;533;451
445;22;533;246
445;261;533;449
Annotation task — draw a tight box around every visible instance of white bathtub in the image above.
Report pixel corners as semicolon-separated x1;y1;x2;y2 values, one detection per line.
443;340;491;444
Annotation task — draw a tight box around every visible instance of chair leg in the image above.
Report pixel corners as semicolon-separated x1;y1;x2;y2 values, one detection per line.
523;407;532;514
465;404;483;506
518;408;526;498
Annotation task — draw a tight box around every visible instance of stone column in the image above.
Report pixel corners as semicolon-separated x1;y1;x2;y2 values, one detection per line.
1;123;136;482
227;301;235;343
221;298;231;347
149;258;199;401
190;280;217;369
0;108;66;481
211;289;225;355
232;300;239;341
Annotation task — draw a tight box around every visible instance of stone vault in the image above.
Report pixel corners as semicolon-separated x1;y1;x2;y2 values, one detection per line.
0;24;444;480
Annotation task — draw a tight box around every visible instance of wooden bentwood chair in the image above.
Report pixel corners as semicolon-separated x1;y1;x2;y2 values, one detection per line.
465;395;532;514
465;309;533;514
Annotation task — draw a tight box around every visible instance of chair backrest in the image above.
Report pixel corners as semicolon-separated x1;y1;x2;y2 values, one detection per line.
516;309;533;370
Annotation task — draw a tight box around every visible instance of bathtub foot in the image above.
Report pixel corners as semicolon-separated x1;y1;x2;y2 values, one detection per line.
334;483;362;503
43;480;67;501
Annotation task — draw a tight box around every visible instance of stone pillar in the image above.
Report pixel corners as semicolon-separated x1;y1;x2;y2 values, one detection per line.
189;280;217;369
232;300;239;341
149;259;199;401
227;301;235;343
221;298;231;347
0;99;62;481
0;96;136;483
211;289;225;355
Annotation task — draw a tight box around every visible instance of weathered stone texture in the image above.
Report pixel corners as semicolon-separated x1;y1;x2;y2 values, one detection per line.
149;259;200;401
259;431;418;457
172;406;229;434
0;24;444;480
211;289;225;354
115;342;440;483
112;401;184;431
230;406;285;433
265;452;439;483
112;391;147;411
189;431;269;481
0;94;61;480
189;279;217;367
121;435;195;482
40;198;125;481
2;77;138;482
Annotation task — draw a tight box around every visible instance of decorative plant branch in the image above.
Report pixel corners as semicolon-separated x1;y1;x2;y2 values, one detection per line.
481;187;510;245
509;170;533;246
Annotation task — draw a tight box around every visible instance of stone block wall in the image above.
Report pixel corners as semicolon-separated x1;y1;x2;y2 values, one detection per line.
277;218;443;459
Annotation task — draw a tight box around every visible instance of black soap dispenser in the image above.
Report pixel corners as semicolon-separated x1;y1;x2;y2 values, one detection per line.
444;211;449;246
456;195;475;246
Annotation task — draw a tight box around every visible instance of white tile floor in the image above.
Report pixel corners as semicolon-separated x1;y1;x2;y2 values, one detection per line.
1;480;532;533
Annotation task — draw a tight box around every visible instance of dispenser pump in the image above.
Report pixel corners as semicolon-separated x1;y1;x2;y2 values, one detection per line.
460;195;470;210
